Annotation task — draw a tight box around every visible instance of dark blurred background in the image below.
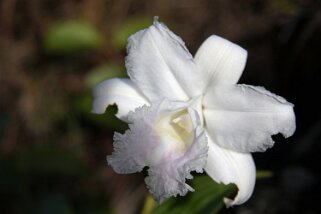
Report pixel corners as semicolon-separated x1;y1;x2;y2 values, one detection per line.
0;0;321;213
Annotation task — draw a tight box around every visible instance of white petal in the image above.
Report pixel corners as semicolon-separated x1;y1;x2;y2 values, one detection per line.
92;78;149;121
203;84;296;153
107;99;208;203
125;18;205;101
194;35;247;89
205;133;256;207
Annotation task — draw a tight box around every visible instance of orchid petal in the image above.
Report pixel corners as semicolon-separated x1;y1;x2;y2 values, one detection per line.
107;99;208;203
146;124;208;203
203;84;296;153
92;78;149;122
125;18;204;101
205;133;256;207
194;35;247;89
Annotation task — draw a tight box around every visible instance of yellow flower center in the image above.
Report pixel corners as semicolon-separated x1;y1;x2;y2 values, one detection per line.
156;109;195;151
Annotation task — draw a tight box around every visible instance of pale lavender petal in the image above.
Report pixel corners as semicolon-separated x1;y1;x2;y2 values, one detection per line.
146;125;208;203
107;99;208;202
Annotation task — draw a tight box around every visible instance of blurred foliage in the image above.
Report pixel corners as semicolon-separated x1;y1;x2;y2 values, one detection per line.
75;94;128;132
270;0;300;15
0;143;112;213
256;170;273;179
85;63;127;88
77;63;129;132
44;20;103;54
0;114;9;138
113;16;153;49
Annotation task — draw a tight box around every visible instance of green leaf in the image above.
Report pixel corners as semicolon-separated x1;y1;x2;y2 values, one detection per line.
256;170;273;179
113;16;152;49
153;175;237;214
149;171;273;214
44;20;103;54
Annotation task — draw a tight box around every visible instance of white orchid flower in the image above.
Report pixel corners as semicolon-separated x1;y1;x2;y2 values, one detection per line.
92;18;296;206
